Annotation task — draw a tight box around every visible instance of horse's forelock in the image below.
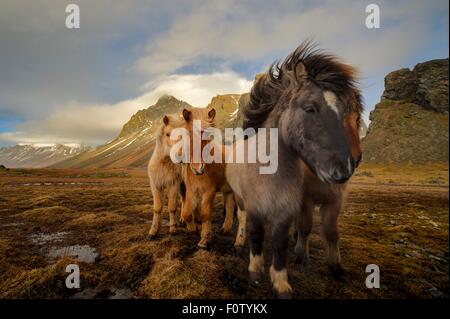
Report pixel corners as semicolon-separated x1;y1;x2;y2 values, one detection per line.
156;114;184;145
186;108;216;131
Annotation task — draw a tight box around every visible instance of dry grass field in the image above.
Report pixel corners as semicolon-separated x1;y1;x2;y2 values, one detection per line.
0;163;448;298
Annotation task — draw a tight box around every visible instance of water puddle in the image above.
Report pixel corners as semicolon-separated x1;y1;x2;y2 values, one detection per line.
28;231;99;264
21;182;106;186
48;245;98;263
29;231;69;245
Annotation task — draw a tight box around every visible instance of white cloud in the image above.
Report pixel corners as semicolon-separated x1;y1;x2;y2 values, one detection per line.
0;72;252;145
134;0;448;79
0;0;448;146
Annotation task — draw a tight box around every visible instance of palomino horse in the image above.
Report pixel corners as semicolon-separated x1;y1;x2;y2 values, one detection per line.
226;42;362;297
147;114;185;238
179;107;236;248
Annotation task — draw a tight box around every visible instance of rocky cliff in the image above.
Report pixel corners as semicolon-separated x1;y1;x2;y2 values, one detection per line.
362;58;449;164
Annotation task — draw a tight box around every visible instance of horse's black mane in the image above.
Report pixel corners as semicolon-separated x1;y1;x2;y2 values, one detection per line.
242;41;363;129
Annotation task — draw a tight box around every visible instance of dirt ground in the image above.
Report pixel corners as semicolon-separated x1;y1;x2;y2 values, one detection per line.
0;163;448;299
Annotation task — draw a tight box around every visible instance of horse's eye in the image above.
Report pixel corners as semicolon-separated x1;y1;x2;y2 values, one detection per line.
166;133;170;137
304;106;316;114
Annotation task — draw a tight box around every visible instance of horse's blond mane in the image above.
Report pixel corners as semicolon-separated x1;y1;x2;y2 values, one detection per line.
155;114;184;148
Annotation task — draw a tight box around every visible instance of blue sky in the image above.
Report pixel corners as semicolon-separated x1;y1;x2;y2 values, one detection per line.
0;0;448;146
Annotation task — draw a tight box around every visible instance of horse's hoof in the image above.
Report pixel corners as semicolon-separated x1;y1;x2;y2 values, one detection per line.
186;224;197;233
197;238;210;249
249;271;263;285
271;286;292;299
148;232;158;240
234;245;245;256
177;220;186;227
169;227;177;235
277;292;292;299
221;228;231;235
221;224;232;234
294;254;309;269
328;264;347;281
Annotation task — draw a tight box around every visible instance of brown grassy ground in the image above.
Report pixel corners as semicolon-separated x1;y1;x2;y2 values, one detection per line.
0;163;448;298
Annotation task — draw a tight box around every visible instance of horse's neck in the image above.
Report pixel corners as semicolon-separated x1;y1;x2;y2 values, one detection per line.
262;112;300;165
153;140;170;162
204;140;227;164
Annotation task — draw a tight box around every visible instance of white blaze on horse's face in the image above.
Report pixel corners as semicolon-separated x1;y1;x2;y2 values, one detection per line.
323;91;339;116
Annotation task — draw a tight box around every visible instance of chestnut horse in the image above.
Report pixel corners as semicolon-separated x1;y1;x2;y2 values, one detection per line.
179;107;236;248
227;41;362;297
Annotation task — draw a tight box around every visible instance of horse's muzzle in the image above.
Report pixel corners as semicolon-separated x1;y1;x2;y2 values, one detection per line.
318;157;355;184
190;163;205;175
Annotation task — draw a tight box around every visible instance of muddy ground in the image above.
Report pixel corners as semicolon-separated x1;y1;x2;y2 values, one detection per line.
0;163;448;298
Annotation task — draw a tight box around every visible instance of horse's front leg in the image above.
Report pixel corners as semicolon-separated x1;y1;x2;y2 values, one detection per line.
167;184;179;234
234;207;246;249
149;183;163;238
270;216;293;298
177;181;186;227
248;213;265;285
181;186;197;233
198;190;216;248
320;200;344;278
294;198;314;266
221;192;235;233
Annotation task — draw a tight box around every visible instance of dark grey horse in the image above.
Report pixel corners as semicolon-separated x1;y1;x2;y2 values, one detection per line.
226;41;362;298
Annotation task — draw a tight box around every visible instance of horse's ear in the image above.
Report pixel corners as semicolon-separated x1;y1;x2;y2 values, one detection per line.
163;115;169;125
182;109;191;122
208;108;216;120
294;61;308;83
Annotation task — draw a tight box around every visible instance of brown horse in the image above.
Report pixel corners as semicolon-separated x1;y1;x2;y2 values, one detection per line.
147;114;185;238
294;91;362;278
179;107;236;248
227;41;362;297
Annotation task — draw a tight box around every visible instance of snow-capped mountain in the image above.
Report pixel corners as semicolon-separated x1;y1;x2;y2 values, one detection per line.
0;143;91;168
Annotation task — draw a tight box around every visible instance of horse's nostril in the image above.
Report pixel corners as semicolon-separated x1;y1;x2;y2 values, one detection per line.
333;173;350;184
331;163;353;184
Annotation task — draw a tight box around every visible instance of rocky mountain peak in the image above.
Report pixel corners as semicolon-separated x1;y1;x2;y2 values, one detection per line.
118;95;191;138
155;94;177;106
54;93;243;169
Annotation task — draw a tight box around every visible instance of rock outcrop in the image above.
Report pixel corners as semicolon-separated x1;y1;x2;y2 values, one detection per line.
363;58;449;164
381;58;448;114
